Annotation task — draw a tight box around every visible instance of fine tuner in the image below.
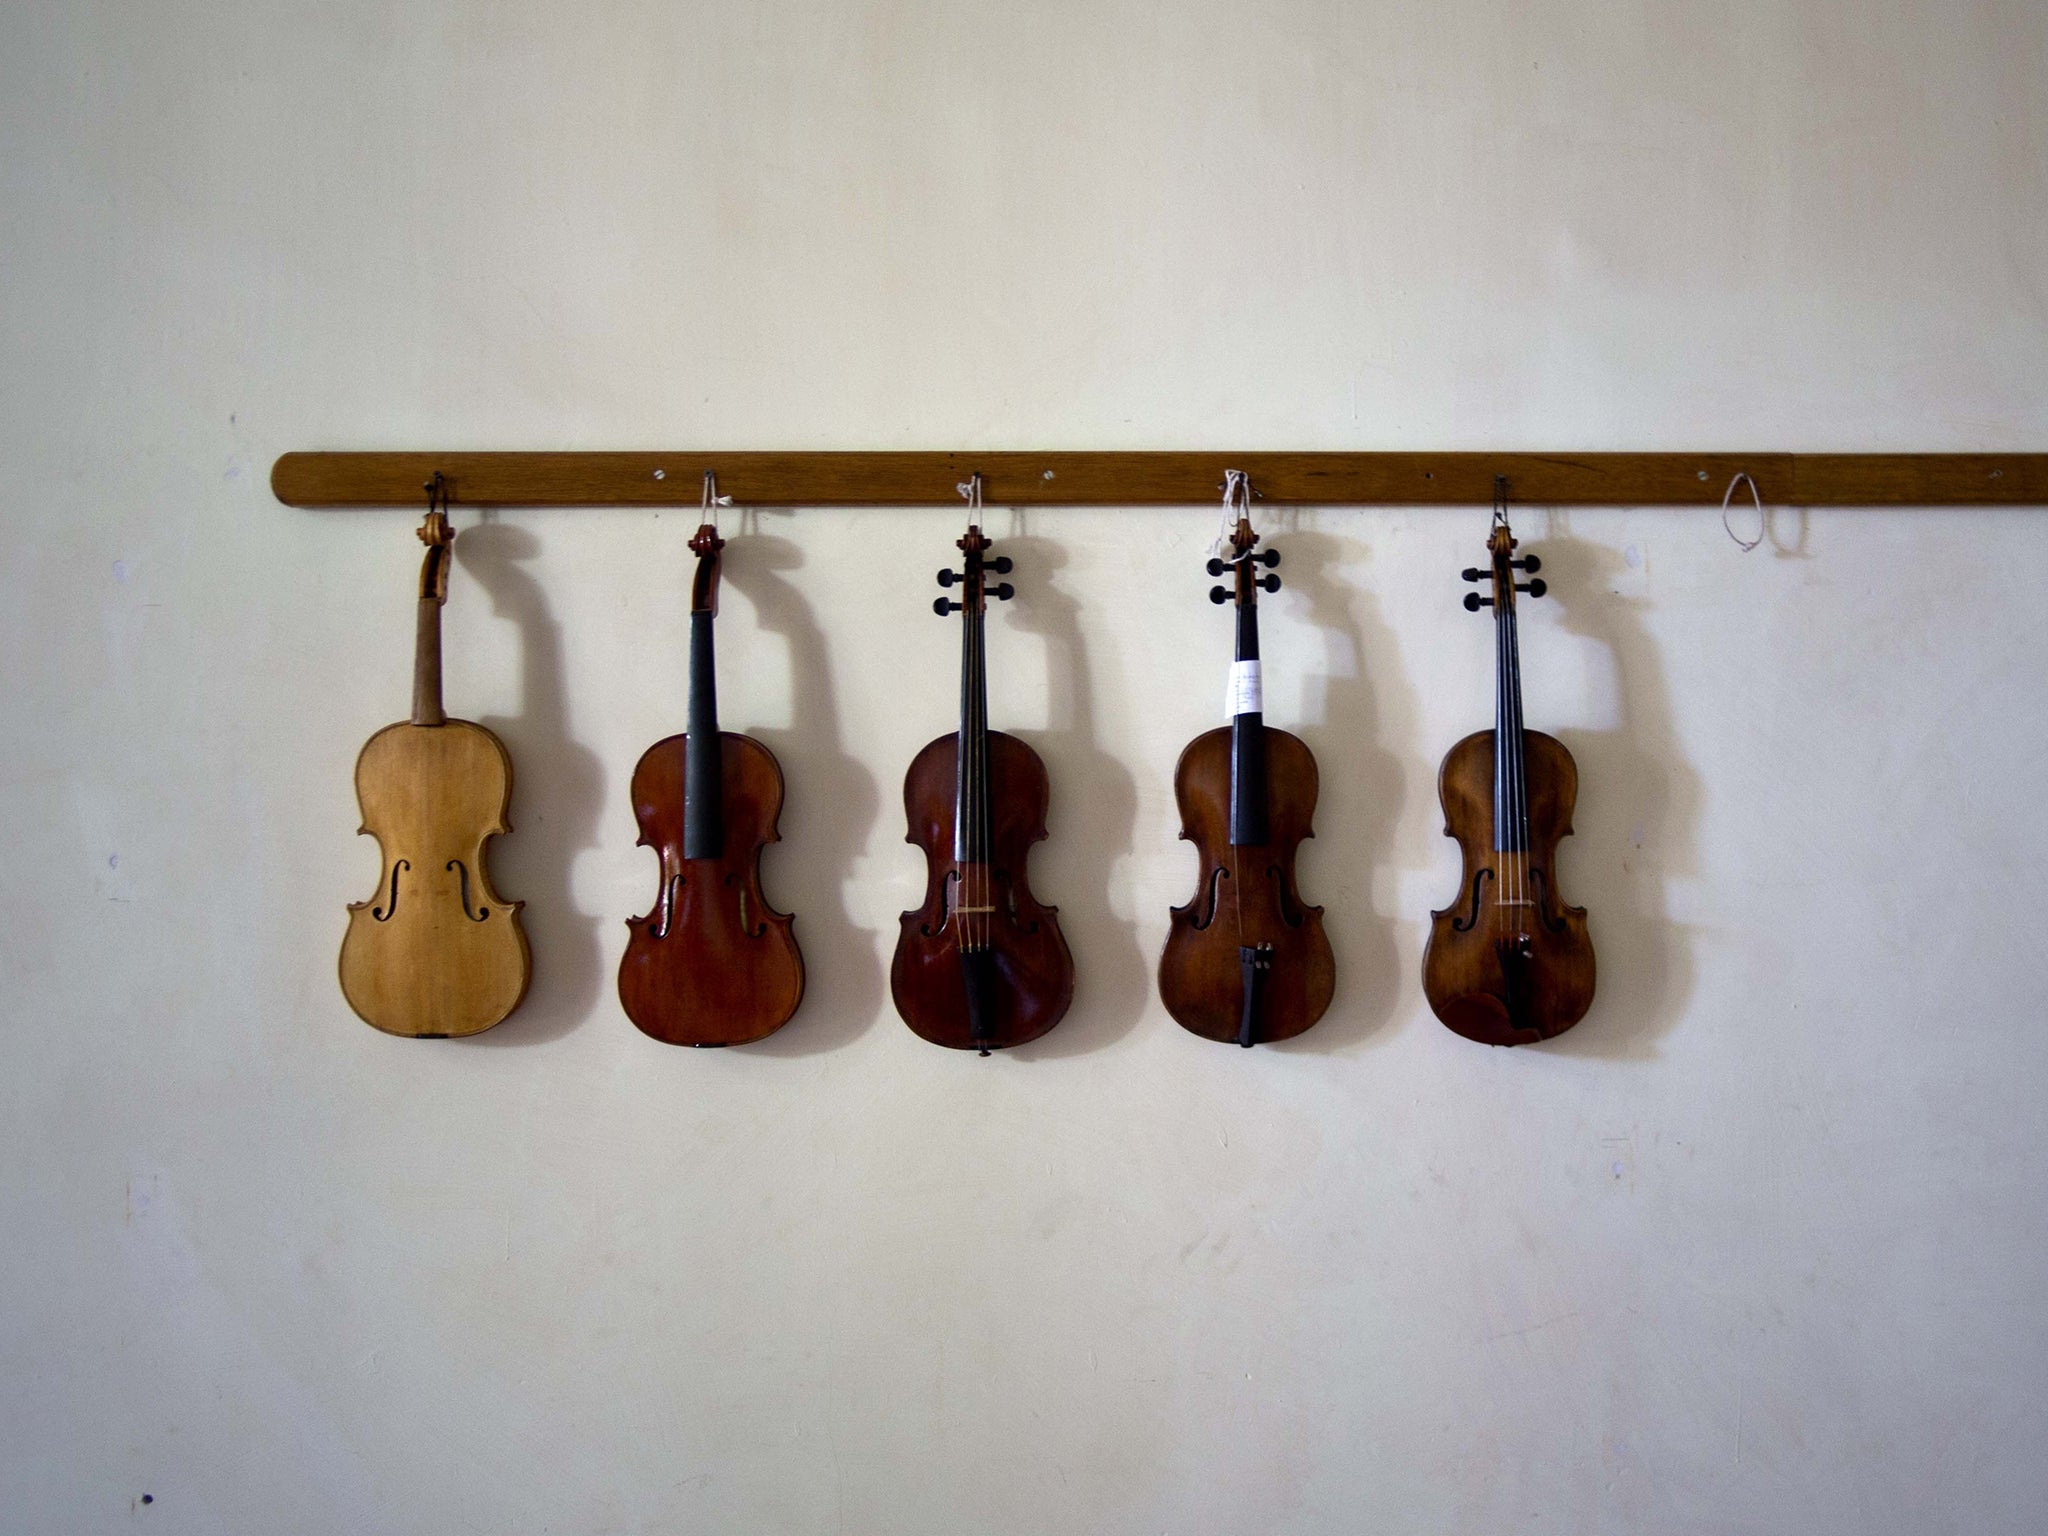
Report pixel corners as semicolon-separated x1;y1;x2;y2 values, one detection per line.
1209;546;1280;604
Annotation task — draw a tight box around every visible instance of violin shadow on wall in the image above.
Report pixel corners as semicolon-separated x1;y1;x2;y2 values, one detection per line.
454;520;607;1046
999;531;1147;1059
718;528;882;1055
1526;522;1699;1059
1266;526;1415;1053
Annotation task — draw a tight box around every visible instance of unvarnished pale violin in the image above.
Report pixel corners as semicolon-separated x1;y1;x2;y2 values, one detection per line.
1422;505;1594;1044
617;510;803;1045
891;499;1073;1053
1158;496;1334;1045
339;483;530;1036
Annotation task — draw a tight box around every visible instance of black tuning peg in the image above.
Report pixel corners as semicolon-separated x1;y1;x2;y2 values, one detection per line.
1259;574;1281;594
1513;555;1541;573
934;597;961;615
1517;579;1547;598
1463;592;1493;611
1461;567;1486;582
1206;557;1227;577
992;583;1015;601
1259;548;1280;569
992;556;1014;575
937;569;958;587
1209;585;1230;604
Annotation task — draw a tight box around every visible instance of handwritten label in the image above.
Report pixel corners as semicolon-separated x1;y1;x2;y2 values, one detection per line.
1226;659;1263;719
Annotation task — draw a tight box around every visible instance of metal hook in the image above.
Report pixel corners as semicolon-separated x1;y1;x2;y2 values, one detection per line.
423;470;447;516
1491;473;1511;530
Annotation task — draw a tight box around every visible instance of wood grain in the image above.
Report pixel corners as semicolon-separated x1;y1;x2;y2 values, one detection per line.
274;451;2048;508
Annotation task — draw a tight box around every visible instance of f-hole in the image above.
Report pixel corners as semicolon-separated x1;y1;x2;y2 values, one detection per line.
1528;867;1569;934
446;860;490;922
1451;866;1494;932
1189;865;1229;931
651;871;684;939
999;868;1040;934
372;859;410;921
924;868;962;937
725;873;767;938
1264;864;1306;927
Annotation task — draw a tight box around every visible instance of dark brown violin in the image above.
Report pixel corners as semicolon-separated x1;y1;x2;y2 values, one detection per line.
891;496;1073;1053
618;497;803;1045
1423;502;1594;1045
1158;492;1334;1045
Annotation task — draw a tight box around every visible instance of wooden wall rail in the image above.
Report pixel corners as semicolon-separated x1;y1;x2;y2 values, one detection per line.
271;451;2048;509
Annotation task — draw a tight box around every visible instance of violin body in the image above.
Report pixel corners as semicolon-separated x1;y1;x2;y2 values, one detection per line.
892;729;1073;1051
618;730;803;1045
1423;730;1593;1043
1423;508;1594;1046
1159;725;1334;1044
340;718;530;1037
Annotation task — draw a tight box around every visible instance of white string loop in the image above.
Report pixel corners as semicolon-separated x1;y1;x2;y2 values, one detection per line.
701;469;733;530
957;474;984;515
1721;471;1765;553
1213;469;1254;556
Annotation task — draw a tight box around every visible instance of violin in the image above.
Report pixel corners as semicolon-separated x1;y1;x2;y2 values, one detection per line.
618;510;803;1045
340;482;530;1036
891;506;1073;1053
1422;506;1594;1044
1158;500;1334;1045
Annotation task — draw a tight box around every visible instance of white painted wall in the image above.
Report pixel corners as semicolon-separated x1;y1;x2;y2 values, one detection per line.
4;2;2045;1531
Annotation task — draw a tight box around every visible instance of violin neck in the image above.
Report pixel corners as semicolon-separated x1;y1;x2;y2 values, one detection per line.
1229;585;1268;847
683;606;723;860
411;594;445;726
954;600;992;864
1493;600;1529;852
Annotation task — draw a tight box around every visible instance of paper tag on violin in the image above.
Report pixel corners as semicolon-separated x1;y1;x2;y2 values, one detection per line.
1226;660;1263;719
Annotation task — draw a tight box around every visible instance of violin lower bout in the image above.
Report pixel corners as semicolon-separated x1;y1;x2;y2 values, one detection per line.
619;731;804;1046
1423;729;1594;1046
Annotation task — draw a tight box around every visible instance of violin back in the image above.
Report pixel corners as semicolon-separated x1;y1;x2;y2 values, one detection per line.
340;719;530;1037
618;730;804;1045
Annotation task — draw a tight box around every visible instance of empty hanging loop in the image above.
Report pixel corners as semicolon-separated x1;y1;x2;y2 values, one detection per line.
1721;472;1765;552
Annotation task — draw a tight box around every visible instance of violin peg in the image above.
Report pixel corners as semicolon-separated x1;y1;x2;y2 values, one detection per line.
1521;578;1547;598
937;569;958;587
1464;592;1492;611
992;556;1014;575
1206;557;1227;577
1462;567;1486;582
1209;585;1230;604
934;597;962;615
1259;574;1281;594
1259;548;1280;568
1516;554;1541;573
993;582;1015;601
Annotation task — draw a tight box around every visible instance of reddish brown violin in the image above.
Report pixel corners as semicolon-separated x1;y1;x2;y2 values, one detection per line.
1158;498;1333;1045
1422;503;1594;1044
891;503;1073;1053
618;507;803;1045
